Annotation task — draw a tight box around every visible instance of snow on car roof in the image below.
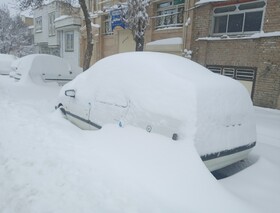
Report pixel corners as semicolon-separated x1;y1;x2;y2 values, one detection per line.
16;54;71;84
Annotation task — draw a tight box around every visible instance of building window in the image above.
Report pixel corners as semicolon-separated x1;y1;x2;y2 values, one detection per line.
154;0;185;29
103;15;113;35
65;31;74;52
213;1;266;35
48;12;56;36
87;0;93;11
35;16;42;32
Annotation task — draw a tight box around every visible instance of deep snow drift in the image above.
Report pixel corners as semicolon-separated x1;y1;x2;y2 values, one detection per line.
0;75;280;213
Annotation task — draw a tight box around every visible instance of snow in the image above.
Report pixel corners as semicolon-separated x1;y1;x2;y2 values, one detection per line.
54;15;71;22
60;52;255;156
0;54;17;75
197;31;280;41
12;54;80;85
0;65;280;212
196;0;229;5
146;37;183;46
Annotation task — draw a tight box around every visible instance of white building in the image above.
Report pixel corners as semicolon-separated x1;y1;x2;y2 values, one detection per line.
33;1;81;69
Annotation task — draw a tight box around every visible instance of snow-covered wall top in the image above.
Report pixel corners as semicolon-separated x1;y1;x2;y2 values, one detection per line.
196;0;229;5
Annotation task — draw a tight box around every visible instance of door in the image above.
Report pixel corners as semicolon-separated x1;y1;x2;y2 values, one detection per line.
89;90;130;128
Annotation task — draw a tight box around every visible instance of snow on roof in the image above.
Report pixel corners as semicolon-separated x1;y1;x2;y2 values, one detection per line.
146;37;183;46
54;15;71;22
196;0;229;5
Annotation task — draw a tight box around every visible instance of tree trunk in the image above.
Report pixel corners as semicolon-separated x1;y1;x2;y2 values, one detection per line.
79;0;93;71
135;37;144;51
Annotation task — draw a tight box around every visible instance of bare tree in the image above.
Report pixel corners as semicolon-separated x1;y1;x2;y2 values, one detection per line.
125;0;149;51
19;0;93;71
0;5;33;56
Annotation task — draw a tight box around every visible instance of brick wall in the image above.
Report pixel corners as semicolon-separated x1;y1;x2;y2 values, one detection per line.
191;0;280;109
263;0;280;32
255;37;280;108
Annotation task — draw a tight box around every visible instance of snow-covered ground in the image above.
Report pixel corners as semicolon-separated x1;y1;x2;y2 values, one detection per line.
0;75;280;213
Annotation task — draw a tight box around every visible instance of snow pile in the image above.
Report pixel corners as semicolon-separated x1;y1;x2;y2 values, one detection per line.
0;54;17;75
61;52;255;155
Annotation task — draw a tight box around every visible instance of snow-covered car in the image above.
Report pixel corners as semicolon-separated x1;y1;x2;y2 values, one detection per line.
0;54;17;75
12;54;81;85
56;52;256;171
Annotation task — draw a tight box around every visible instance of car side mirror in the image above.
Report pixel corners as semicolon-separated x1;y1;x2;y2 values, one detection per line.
65;89;76;98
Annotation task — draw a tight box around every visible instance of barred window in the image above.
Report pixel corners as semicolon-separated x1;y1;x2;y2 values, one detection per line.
154;0;185;29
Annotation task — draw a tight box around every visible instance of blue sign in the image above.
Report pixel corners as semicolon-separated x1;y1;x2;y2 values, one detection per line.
110;9;126;31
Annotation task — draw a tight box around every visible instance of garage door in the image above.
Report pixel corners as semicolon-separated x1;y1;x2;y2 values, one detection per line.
207;66;256;98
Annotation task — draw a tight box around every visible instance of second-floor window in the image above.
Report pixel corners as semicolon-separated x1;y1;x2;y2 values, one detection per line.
48;12;56;36
35;16;42;32
155;0;185;29
65;31;74;52
212;1;266;35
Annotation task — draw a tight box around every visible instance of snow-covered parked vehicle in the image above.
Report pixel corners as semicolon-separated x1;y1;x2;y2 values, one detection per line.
12;54;81;85
56;52;256;171
0;54;17;75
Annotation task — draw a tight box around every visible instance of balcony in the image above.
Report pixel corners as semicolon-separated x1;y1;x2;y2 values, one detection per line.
55;16;81;30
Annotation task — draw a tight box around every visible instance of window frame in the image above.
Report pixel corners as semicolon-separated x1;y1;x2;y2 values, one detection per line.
65;31;74;52
154;0;185;30
35;16;43;33
48;12;56;36
103;14;113;35
212;1;266;36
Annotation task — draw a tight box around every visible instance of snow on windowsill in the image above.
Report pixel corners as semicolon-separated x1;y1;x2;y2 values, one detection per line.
146;37;183;46
196;0;229;5
197;31;280;41
155;27;183;31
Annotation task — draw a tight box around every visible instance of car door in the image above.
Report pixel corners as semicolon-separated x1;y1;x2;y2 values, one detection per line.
63;89;92;130
89;90;130;129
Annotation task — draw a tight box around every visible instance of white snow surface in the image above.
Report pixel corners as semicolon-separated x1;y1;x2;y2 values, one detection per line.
0;73;280;212
60;52;255;155
54;15;71;22
197;31;280;41
146;37;183;46
0;54;17;75
12;54;80;85
196;0;229;5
